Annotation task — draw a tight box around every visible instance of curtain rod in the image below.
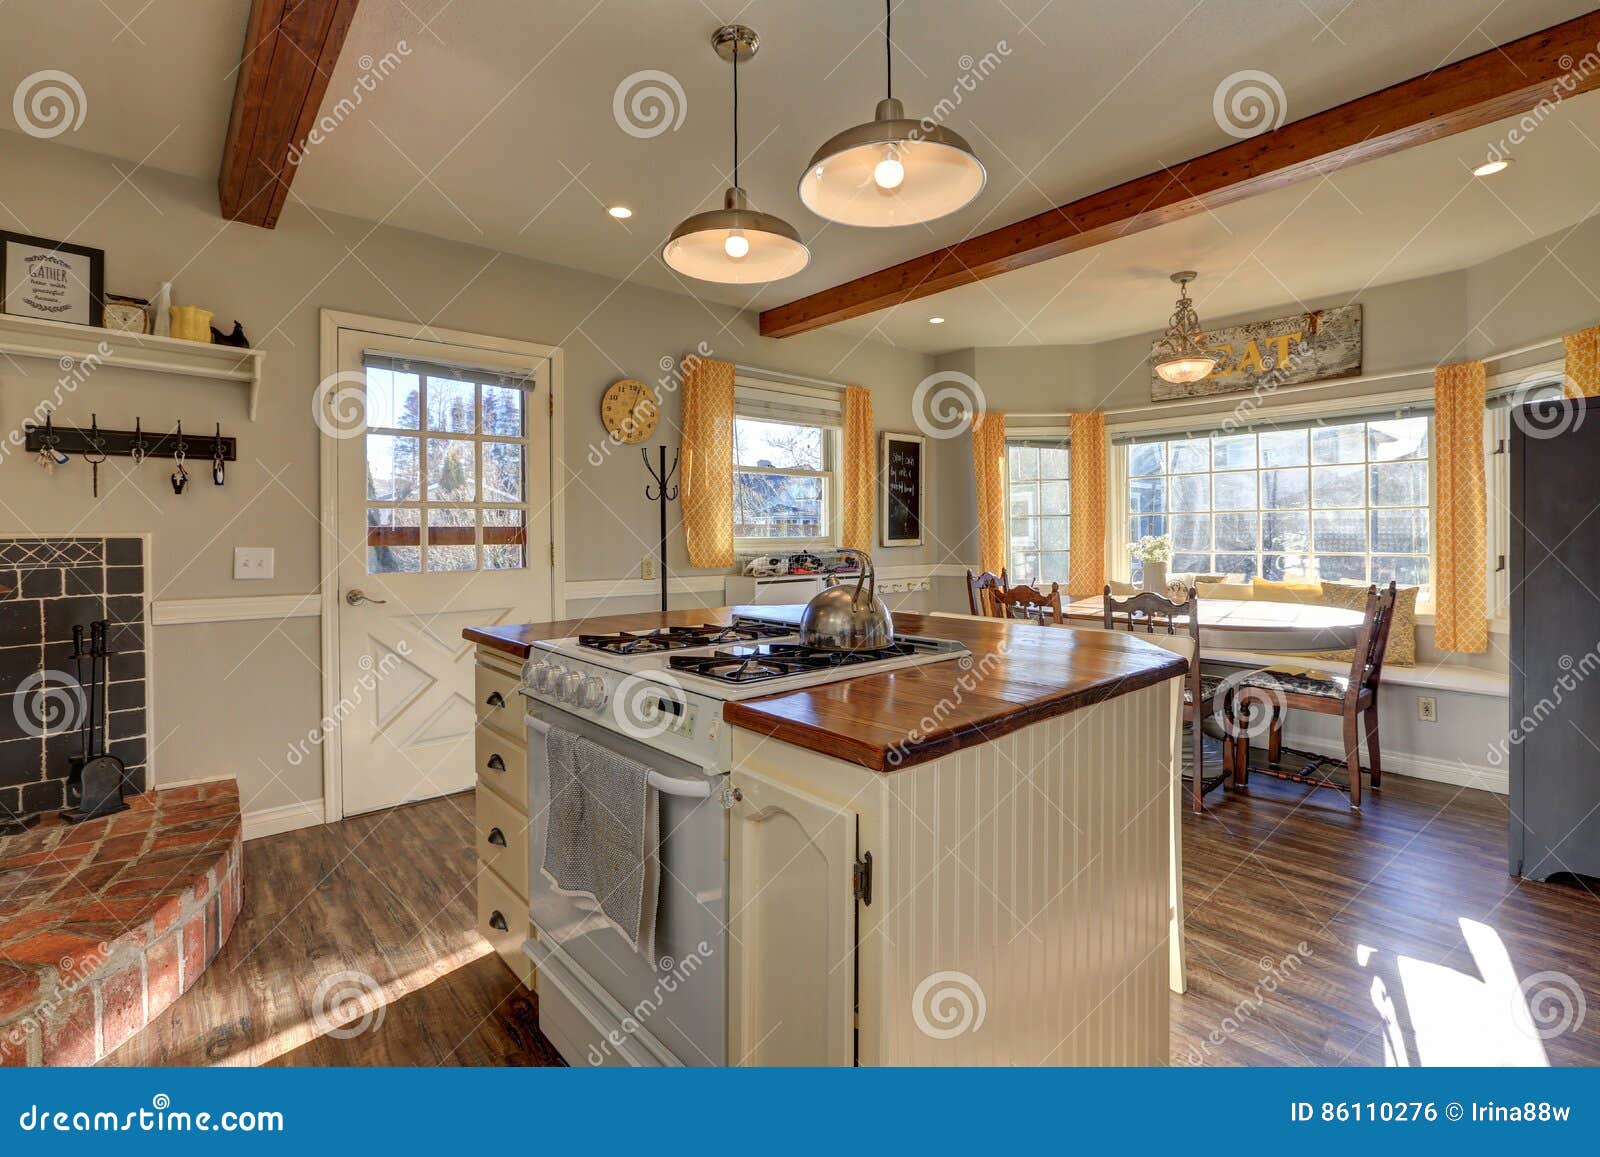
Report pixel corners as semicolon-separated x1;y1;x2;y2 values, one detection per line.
734;363;848;391
1003;332;1566;421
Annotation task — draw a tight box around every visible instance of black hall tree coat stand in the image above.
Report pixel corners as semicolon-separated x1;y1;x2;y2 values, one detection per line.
643;446;679;613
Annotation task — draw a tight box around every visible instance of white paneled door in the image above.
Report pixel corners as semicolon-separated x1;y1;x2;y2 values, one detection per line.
329;325;553;816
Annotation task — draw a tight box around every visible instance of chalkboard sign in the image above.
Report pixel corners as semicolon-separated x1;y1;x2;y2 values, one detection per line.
881;432;924;546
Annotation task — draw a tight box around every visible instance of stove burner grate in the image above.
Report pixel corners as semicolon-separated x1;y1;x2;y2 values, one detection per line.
577;621;793;655
668;641;920;683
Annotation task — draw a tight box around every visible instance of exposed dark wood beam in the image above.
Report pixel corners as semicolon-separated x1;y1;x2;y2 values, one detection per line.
218;0;362;229
760;12;1600;338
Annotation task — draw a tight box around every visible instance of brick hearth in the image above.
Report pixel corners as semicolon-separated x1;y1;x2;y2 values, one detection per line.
0;780;241;1066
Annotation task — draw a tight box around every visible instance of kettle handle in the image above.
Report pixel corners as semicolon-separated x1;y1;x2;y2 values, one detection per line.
836;547;875;606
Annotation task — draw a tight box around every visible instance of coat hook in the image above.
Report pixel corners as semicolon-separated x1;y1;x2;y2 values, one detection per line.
212;422;226;486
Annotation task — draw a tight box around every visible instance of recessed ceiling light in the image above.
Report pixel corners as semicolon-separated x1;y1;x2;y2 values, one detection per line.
1472;157;1512;177
608;205;633;219
928;316;945;325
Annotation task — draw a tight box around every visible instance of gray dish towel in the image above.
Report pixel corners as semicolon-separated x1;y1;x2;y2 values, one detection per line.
541;725;660;962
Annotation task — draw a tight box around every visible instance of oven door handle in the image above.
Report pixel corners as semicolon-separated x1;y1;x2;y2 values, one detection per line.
526;713;714;799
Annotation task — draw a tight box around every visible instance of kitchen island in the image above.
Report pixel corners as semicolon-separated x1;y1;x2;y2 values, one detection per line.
466;608;1186;1066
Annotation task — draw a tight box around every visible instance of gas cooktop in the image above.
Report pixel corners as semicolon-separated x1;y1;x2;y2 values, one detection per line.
668;642;923;684
575;622;794;655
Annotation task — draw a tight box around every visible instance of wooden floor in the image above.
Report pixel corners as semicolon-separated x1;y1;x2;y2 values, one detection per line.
109;792;561;1066
1175;770;1600;1065
107;773;1600;1067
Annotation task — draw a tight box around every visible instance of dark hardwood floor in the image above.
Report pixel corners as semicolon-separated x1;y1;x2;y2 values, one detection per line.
1175;771;1600;1066
106;772;1600;1067
108;792;560;1066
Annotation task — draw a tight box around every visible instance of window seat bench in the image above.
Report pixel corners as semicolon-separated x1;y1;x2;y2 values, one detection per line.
1201;648;1508;697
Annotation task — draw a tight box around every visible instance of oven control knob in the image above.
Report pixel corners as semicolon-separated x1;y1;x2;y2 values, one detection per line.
560;671;584;703
580;676;607;709
523;660;548;691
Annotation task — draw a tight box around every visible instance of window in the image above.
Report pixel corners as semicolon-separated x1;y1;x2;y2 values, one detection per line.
1125;415;1432;598
364;356;529;574
1006;437;1070;586
733;415;836;543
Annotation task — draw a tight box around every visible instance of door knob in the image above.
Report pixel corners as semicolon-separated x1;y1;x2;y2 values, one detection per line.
345;588;388;606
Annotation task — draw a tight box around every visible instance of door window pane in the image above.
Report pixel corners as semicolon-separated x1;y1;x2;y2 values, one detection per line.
484;509;527;570
427;439;477;502
368;507;420;574
482;441;524;503
367;435;420;502
427;507;476;572
426;376;476;433
481;384;525;437
366;367;420;430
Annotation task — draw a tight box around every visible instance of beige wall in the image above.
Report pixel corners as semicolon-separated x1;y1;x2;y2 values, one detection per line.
0;132;974;818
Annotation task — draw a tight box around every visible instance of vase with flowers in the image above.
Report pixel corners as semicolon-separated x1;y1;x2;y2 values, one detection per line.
1130;534;1173;593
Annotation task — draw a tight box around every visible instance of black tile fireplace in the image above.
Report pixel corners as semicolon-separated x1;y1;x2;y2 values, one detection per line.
0;537;147;825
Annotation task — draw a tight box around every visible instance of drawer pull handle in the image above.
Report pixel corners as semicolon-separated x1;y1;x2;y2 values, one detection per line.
489;910;509;932
486;691;506;708
486;754;506;772
487;827;507;847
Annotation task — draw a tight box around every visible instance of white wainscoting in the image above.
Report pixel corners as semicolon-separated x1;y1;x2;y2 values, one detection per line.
150;594;321;625
1274;732;1507;795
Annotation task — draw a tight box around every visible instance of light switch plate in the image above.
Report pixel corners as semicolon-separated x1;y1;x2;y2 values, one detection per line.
234;547;275;580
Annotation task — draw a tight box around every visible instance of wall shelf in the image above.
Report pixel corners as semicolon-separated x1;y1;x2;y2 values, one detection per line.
0;312;266;420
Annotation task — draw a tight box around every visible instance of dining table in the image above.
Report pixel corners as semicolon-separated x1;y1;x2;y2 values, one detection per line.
1062;595;1366;653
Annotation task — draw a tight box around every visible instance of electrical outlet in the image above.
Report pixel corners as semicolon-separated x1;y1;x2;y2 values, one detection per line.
233;547;274;580
640;556;657;581
1417;695;1437;722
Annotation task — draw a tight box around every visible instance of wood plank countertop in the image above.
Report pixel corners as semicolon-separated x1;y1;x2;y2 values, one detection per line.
463;608;1187;772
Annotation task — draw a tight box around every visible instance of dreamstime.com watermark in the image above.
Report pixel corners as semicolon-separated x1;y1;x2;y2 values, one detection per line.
886;644;1007;767
612;69;687;138
1479;40;1600;171
585;940;714;1064
285;643;412;767
15;1095;283;1134
12;69;86;138
4;345;113;466
1;943;110;1064
1213;69;1287;139
288;42;413;166
311;969;386;1039
1176;941;1314;1064
912;970;987;1039
918;41;1012;135
585;341;713;468
910;369;986;440
1487;641;1600;767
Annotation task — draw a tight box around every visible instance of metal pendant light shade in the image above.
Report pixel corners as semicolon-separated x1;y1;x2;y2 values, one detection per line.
798;2;985;227
1153;271;1219;386
661;25;809;285
799;97;985;227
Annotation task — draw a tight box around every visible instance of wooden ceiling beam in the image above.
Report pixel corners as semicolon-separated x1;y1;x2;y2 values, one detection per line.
759;12;1600;338
218;0;362;229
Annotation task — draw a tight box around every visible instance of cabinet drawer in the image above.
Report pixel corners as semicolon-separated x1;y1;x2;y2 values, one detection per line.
476;783;529;898
475;727;527;811
477;864;534;988
475;663;523;742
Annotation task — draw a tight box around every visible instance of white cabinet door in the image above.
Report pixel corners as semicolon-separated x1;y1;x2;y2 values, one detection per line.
728;769;858;1066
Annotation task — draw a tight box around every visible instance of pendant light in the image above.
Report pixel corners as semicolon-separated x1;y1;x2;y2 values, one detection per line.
798;0;985;227
1153;272;1219;385
662;25;809;285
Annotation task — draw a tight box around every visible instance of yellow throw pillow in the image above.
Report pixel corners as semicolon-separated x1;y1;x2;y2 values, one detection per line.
1106;579;1139;596
1252;577;1328;605
1196;581;1253;600
1307;582;1419;668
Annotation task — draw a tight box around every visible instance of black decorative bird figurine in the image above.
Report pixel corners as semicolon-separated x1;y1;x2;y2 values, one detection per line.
210;320;250;347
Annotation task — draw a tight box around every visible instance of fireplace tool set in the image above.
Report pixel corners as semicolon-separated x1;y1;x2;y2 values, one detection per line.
61;620;129;823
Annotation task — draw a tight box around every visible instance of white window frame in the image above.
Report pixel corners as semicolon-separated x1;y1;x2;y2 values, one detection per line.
732;375;842;551
1115;403;1434;602
1004;432;1072;587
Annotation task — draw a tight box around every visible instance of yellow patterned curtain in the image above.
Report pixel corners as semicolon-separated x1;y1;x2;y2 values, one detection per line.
1564;326;1600;398
1434;361;1489;653
680;354;735;569
841;385;875;552
971;412;1007;575
1068;412;1107;598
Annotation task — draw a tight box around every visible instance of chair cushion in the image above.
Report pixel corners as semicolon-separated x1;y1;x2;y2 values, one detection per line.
1183;673;1228;704
1237;667;1349;699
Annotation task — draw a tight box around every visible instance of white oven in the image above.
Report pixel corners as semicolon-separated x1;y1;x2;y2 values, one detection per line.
523;699;728;1067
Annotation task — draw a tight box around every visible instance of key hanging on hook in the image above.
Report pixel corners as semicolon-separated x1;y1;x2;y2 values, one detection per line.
36;410;68;474
170;421;189;495
129;417;148;466
211;422;226;486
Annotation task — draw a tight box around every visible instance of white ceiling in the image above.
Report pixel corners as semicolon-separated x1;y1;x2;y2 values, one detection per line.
1;0;1595;352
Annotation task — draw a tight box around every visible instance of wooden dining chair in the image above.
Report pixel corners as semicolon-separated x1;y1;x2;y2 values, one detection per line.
1230;581;1397;810
965;568;1008;616
1103;585;1232;811
987;582;1063;624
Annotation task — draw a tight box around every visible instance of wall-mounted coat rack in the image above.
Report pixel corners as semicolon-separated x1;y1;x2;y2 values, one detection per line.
24;417;236;462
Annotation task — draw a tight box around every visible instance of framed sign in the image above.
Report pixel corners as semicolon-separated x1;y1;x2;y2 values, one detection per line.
1149;303;1361;401
880;431;924;547
1;231;105;327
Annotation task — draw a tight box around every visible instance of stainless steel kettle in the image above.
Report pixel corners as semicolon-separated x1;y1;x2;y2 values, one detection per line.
798;548;895;651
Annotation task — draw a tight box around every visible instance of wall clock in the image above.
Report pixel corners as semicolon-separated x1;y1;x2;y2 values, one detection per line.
600;378;660;444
